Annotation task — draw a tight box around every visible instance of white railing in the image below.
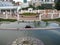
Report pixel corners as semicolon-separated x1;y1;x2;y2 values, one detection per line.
0;10;60;21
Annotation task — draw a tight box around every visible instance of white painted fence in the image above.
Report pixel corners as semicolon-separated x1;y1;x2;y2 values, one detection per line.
0;10;60;21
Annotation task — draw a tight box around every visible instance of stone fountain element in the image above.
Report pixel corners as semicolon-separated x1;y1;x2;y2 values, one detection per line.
12;37;44;45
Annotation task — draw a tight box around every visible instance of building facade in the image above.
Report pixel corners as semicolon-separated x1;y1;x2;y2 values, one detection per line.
0;0;13;2
0;0;18;14
30;0;55;8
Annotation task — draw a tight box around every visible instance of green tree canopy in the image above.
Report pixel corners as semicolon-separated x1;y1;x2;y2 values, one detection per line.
36;6;45;9
29;5;35;9
55;0;60;10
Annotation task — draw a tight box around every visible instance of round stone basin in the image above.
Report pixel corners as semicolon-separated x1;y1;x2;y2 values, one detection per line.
0;29;60;45
0;21;60;28
12;37;44;45
22;41;30;44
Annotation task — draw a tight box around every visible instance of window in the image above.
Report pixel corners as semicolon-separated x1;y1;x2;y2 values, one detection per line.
41;0;43;1
39;0;43;2
33;3;35;6
45;0;50;2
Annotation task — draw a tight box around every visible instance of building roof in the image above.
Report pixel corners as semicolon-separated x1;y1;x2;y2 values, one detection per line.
0;1;14;7
0;1;28;10
0;6;18;9
0;1;18;9
0;0;13;2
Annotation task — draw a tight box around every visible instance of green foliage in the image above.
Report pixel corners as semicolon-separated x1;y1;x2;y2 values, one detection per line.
22;5;45;10
36;6;45;9
43;18;60;22
55;0;60;10
21;5;35;10
22;7;28;10
0;18;17;22
29;5;35;9
20;13;37;16
29;5;45;9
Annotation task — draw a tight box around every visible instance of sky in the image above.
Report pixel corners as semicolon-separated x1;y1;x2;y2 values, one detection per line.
13;0;30;2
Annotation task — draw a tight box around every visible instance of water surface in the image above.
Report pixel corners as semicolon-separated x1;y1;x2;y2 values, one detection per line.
0;21;60;28
0;30;60;45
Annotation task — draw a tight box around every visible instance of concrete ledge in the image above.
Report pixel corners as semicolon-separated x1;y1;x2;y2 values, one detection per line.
0;27;60;31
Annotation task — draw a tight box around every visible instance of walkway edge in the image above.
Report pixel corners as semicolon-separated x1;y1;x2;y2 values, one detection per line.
0;27;60;31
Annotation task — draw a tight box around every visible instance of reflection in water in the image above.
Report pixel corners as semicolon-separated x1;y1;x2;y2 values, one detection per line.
45;21;49;26
0;22;2;26
59;24;60;26
33;21;59;28
33;21;40;27
0;21;60;28
48;23;59;27
49;30;60;35
0;21;60;45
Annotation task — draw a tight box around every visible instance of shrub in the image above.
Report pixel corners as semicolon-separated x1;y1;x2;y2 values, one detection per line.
0;18;17;22
20;13;37;16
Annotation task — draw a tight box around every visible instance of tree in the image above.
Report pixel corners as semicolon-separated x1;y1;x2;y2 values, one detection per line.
55;0;60;10
36;6;45;9
21;5;35;10
29;5;35;9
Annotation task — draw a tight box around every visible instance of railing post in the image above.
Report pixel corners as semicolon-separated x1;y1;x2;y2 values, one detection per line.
17;12;20;21
51;13;54;19
59;13;60;18
0;9;1;14
10;9;12;15
39;14;42;21
44;10;45;14
5;11;8;19
17;7;21;21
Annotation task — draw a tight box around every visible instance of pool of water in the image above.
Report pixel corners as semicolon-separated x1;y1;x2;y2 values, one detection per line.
0;30;60;45
0;21;60;28
0;21;60;45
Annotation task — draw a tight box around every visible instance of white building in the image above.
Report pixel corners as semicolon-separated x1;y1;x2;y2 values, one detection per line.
0;0;19;14
21;3;29;8
0;0;13;2
30;0;55;7
0;0;30;15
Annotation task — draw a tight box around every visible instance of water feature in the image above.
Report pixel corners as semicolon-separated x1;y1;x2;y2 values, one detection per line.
0;21;60;28
0;21;60;45
12;37;44;45
0;30;60;45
